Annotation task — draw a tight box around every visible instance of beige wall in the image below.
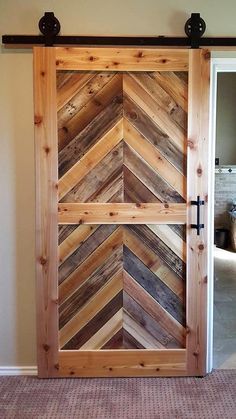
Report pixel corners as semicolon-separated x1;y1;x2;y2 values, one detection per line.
1;0;236;367
216;73;236;165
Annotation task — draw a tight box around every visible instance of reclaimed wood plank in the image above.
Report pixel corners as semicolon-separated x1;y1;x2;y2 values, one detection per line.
124;270;186;345
124;119;186;199
124;95;186;174
123;246;185;325
123;292;181;348
124;143;185;203
59;226;122;302
58;73;122;153
59;247;123;328
129;225;186;280
59;270;123;347
61;141;123;203
62;291;123;349
123;73;186;153
124;166;161;203
59;224;118;284
58;119;123;200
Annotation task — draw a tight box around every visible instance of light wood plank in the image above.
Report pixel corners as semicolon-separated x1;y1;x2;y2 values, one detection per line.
124;270;186;345
58;203;187;224
57;72;95;111
123;73;186;153
59;271;123;347
58;349;186;377
186;49;210;376
59;224;99;265
79;309;123;350
123;310;164;349
59;227;123;303
147;224;186;262
124;119;186;198
56;48;189;71
124;227;184;299
34;47;59;378
58;119;123;200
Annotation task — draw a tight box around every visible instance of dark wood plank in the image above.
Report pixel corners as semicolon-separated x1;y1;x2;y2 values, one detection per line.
169;224;186;242
123;292;182;348
123;246;185;325
130;72;187;131
62;291;123;349
58;72;115;129
128;225;186;280
59;247;123;328
123;329;145;349
101;329;124;349
124;95;186;174
58;74;123;168
61;142;123;203
123;166;161;203
58;225;78;245
124;142;185;203
59;224;118;284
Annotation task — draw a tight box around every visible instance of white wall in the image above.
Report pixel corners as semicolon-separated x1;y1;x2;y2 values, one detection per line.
1;0;236;367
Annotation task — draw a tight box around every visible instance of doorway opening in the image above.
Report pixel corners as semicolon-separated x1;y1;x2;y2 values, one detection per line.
208;59;236;371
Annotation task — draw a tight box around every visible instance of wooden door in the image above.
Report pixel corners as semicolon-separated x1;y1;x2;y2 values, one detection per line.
34;47;210;377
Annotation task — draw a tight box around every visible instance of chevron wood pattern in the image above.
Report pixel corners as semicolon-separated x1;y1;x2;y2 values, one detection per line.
57;70;187;204
56;69;187;351
58;224;186;350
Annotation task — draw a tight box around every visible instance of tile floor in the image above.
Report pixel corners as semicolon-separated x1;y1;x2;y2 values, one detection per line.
213;246;236;368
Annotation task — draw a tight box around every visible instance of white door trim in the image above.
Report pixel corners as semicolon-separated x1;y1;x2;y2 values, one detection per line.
207;57;236;373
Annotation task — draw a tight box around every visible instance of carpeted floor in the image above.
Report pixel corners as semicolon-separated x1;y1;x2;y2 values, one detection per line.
0;370;236;418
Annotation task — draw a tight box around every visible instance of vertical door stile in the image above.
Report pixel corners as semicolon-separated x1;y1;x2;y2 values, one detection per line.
34;47;59;378
186;49;210;376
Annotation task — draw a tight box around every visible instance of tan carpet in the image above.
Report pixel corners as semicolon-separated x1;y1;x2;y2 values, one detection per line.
0;370;236;418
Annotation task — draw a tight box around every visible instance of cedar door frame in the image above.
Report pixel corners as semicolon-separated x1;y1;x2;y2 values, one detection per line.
34;47;210;378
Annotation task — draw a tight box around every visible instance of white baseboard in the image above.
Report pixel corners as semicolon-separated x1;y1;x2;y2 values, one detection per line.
0;366;37;376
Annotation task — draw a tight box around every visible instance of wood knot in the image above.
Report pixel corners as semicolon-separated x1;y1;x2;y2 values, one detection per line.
193;350;199;357
187;140;195;149
198;244;204;251
70;370;75;375
40;71;45;77
197;166;203;176
203;275;208;284
129;111;137;120
43;344;50;352
113;61;119;66
204;51;210;60
56;60;63;66
89;56;94;61
44;146;50;155
164;203;169;209
140;362;145;367
54;363;59;370
137;51;144;58
136;203;141;208
39;256;47;266
62;126;68;133
78;219;83;224
109;212;114;216
34;115;42;125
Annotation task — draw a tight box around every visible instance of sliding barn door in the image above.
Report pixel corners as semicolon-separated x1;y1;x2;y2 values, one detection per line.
34;47;210;377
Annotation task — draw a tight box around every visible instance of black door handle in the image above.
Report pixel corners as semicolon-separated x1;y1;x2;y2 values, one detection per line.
190;196;204;235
